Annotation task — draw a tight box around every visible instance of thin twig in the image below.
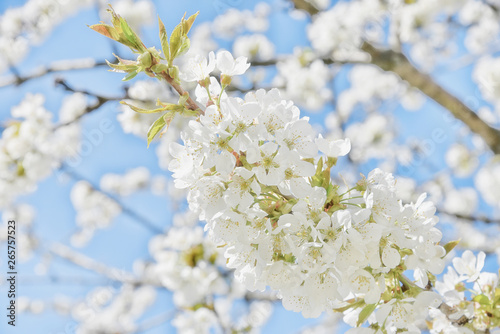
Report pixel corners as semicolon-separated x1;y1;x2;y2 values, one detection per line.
438;209;500;225
60;163;164;234
0;59;108;88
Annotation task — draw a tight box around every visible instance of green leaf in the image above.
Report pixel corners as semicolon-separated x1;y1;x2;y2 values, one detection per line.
357;304;377;327
326;157;337;168
89;24;119;41
178;92;190;106
105;59;136;73
169;22;182;61
91;5;146;53
473;294;490;305
151;63;169;74
158;17;170;62
168;12;198;62
121;101;179;113
443;239;460;256
147;115;167;147
168;65;180;83
182;12;199;35
326;184;338;203
177;36;191;58
122;70;139;81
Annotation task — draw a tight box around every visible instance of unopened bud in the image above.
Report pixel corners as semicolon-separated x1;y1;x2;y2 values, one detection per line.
138;51;152;68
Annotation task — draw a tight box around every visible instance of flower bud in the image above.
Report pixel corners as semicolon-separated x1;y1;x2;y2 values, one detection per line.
138;51;152;68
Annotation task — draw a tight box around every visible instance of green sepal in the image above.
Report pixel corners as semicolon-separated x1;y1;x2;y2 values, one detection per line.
321;167;331;189
443;239;460;256
357;304;377;327
168;65;180;84
120;101;179;114
332;300;364;313
151;63;169;74
473;294;490;305
178;92;190;106
310;158;324;187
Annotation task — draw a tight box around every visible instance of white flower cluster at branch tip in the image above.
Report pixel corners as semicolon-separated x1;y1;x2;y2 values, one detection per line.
163;50;468;330
90;6;500;330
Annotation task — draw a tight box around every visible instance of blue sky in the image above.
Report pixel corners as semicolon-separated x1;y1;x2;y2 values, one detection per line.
0;0;498;333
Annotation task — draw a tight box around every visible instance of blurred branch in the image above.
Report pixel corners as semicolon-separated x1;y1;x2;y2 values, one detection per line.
290;0;320;15
60;164;164;234
50;243;140;284
156;70;201;112
437;209;500;225
54;78;150;128
18;275;110;285
54;78;121;128
135;310;176;332
362;42;500;154
289;0;500;155
251;57;364;67
0;59;108;88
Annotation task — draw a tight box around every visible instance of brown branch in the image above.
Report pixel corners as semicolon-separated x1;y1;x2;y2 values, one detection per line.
287;0;500;155
0;59;108;88
60;163;164;235
50;243;141;284
157;71;201;114
438;209;500;225
54;78;124;128
361;42;500;154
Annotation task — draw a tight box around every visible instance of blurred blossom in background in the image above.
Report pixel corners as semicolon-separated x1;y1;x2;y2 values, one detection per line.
0;0;499;333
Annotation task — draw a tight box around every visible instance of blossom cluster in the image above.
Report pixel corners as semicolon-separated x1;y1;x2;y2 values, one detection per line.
163;51;456;330
70;180;122;247
148;223;274;333
0;93;80;209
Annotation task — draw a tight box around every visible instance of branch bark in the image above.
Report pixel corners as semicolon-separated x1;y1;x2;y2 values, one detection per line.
437;209;500;225
0;59;108;88
157;70;201;113
361;42;500;154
